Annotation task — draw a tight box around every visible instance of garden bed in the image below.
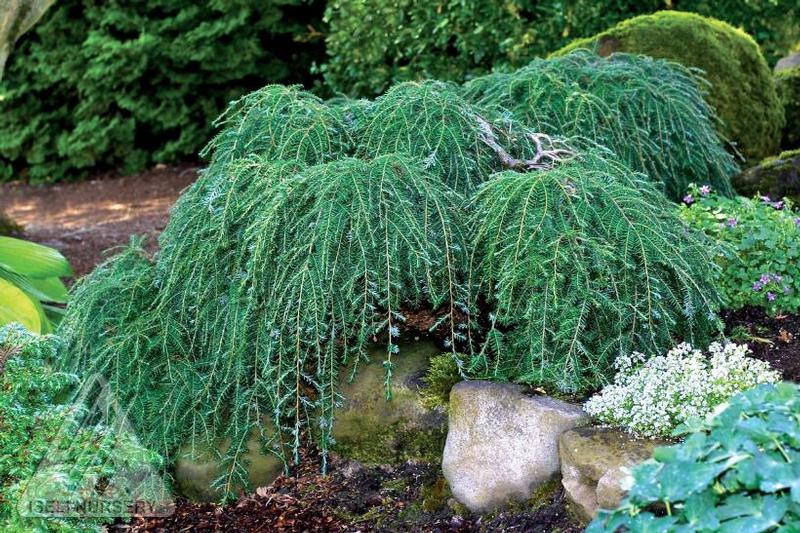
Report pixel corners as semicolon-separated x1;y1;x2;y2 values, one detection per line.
723;306;800;382
115;452;581;533
0;164;197;278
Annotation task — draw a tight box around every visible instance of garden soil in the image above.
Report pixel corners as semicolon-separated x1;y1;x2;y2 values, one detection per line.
0;164;197;279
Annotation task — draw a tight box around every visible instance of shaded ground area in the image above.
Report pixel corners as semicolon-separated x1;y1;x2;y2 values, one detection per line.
115;453;582;533
723;306;800;382
0;164;197;278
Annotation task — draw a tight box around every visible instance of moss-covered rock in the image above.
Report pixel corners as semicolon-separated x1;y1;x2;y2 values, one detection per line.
554;11;784;162
331;340;448;464
776;65;800;148
173;425;285;502
731;148;800;202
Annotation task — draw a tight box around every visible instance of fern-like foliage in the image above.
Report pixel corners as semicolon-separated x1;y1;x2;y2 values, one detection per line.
463;51;738;201
468;148;723;393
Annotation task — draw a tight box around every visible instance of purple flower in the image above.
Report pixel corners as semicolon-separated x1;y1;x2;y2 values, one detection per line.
773;201;785;210
683;194;694;205
761;195;772;203
785;286;792;295
726;217;738;228
753;281;763;291
795;217;800;227
767;292;776;301
760;274;771;284
699;185;711;196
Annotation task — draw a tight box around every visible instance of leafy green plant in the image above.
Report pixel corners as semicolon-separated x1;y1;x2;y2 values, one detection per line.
585;342;779;438
0;0;325;183
555;11;785;162
468;149;723;393
463;51;737;201
0;325;164;532
588;381;800;532
321;0;798;98
679;183;800;314
0;236;71;332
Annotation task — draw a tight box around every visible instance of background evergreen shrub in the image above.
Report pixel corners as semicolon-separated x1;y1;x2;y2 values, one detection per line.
463;51;737;201
554;11;785;162
589;382;800;532
321;0;799;98
0;0;325;183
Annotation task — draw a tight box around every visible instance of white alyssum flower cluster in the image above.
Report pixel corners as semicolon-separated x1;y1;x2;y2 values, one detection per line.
584;342;780;438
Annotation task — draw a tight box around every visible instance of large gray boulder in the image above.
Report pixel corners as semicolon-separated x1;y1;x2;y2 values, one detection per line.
442;381;588;512
559;426;667;522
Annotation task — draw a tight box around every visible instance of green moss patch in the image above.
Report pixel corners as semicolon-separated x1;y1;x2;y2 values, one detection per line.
555;11;785;162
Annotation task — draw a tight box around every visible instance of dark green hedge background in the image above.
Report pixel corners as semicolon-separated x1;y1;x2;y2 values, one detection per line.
0;0;797;182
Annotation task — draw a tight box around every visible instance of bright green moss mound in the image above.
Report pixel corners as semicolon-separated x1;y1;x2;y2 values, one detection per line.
555;11;784;162
776;66;800;148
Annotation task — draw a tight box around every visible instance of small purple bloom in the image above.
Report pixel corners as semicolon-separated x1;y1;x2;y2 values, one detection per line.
761;195;772;203
795;217;800;227
760;274;771;284
784;286;791;295
767;292;776;301
753;281;763;291
726;217;738;228
683;194;694;205
773;201;785;210
699;185;711;196
773;274;783;282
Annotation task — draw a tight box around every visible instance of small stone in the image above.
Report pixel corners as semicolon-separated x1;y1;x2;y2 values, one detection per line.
776;52;800;73
559;426;668;523
442;381;588;512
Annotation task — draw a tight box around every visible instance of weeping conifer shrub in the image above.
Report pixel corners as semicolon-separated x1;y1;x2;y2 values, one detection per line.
60;152;471;495
468;147;724;393
463;50;738;201
59;71;727;497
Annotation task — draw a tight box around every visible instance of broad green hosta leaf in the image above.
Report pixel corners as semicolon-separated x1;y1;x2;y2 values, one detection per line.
0;278;42;333
0;236;72;278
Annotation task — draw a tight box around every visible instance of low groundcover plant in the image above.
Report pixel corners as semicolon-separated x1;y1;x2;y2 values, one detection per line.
584;341;779;438
680;183;800;314
589;382;800;532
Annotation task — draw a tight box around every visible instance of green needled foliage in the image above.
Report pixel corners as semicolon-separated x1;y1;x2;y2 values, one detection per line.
468;149;723;393
61;153;470;497
60;56;732;494
203;85;356;169
357;81;494;193
463;51;738;202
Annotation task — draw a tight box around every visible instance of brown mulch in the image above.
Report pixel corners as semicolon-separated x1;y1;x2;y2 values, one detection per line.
113;452;581;533
0;164;197;279
722;306;800;382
